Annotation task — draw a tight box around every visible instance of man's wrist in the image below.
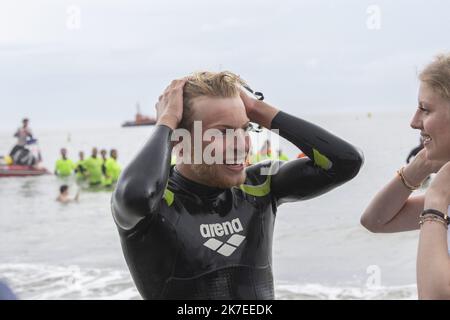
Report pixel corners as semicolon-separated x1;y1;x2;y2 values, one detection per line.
156;115;179;131
248;101;280;129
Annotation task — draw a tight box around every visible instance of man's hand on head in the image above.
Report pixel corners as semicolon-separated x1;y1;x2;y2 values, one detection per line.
239;88;279;129
156;78;188;130
239;88;258;120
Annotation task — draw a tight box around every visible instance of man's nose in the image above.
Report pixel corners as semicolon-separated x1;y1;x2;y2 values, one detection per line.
235;129;250;150
226;130;249;155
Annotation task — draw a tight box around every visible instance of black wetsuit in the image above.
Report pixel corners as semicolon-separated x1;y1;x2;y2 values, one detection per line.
112;111;364;300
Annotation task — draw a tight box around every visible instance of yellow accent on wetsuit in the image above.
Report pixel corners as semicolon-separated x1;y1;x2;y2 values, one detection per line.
163;188;174;206
313;148;332;170
239;175;271;197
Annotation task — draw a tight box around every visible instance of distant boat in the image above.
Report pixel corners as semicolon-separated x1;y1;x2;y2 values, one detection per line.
0;165;49;177
122;102;157;127
0;141;50;178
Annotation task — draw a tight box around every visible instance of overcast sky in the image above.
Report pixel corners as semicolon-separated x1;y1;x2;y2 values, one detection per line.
0;0;449;129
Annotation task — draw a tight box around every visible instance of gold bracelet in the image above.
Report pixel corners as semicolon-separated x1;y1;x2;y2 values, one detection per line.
397;167;421;191
419;216;448;229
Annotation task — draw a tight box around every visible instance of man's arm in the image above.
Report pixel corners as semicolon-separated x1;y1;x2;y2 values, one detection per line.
111;78;186;230
269;111;363;204
240;91;363;205
112;125;173;230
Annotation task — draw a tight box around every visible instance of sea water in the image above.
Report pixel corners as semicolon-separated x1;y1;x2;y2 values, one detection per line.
0;111;422;299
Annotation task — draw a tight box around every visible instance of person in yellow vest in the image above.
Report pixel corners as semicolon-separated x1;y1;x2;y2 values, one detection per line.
100;148;108;175
100;149;109;186
277;149;289;161
54;148;75;177
75;151;87;180
103;149;122;187
84;147;103;186
250;139;276;163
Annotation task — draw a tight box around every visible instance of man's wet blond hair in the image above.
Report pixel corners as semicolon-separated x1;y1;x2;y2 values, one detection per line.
181;71;247;130
419;53;450;100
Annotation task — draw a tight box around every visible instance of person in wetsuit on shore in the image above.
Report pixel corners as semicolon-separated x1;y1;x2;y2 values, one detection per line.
111;71;364;300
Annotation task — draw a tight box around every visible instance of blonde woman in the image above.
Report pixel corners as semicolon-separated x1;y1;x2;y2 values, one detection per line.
361;54;450;299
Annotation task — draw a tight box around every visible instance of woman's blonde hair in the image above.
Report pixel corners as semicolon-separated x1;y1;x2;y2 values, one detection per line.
181;71;247;130
419;53;450;100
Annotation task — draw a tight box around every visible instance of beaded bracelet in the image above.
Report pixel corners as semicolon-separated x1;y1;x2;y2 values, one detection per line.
419;215;448;229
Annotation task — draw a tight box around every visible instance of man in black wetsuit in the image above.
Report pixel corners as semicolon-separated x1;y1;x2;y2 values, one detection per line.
112;72;364;299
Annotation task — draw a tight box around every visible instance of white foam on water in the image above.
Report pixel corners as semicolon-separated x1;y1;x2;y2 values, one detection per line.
0;263;140;300
0;114;424;299
276;282;417;300
1;263;417;300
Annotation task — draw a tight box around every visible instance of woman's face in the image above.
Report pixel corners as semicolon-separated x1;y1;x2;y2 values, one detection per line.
410;82;450;161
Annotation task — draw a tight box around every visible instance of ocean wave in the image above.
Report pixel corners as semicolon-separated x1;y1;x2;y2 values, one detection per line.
0;263;417;300
276;282;417;300
0;263;140;300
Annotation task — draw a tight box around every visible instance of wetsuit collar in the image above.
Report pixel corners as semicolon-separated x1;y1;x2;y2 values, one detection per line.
172;166;226;199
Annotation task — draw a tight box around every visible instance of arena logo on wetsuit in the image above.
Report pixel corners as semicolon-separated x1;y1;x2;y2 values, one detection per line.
200;218;246;257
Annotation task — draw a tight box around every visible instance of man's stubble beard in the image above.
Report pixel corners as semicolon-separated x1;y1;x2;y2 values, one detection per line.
191;163;246;189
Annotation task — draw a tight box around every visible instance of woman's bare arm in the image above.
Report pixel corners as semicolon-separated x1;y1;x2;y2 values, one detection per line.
417;162;450;299
361;149;441;233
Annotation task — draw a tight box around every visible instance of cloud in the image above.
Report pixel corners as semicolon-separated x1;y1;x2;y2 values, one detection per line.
0;0;449;129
